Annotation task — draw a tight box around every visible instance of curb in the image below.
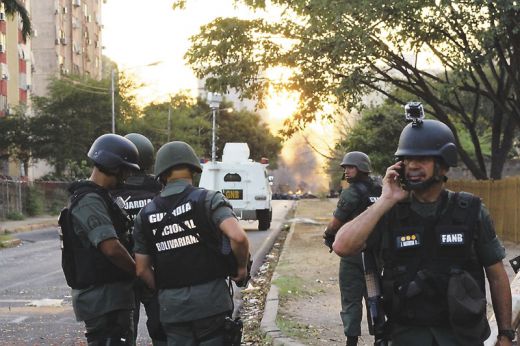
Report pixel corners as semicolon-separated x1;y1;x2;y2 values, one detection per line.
234;219;284;317
0;219;58;235
260;219;306;346
234;202;295;318
0;238;21;248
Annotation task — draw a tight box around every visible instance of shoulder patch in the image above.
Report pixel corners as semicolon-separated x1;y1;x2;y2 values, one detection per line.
87;215;103;229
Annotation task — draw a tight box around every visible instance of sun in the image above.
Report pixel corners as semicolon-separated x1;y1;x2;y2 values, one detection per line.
263;67;299;131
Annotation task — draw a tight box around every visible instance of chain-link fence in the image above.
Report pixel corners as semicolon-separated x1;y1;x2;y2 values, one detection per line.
0;179;70;220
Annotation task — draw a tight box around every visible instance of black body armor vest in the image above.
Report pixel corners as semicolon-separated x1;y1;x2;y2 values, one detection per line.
380;191;484;327
110;174;162;221
348;179;382;221
59;181;134;289
140;185;233;289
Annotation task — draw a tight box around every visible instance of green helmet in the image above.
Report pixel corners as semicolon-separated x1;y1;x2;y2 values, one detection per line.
395;119;457;167
154;141;203;178
124;133;154;172
340;151;372;173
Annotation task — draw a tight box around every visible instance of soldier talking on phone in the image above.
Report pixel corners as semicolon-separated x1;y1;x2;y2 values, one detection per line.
333;103;513;346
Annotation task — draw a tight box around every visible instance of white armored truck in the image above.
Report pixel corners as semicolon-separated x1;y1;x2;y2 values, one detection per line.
199;143;273;231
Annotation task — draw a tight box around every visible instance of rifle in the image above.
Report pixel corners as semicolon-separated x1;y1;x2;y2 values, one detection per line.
362;251;390;346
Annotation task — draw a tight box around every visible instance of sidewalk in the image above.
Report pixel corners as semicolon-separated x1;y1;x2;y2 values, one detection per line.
0;215;58;234
262;198;520;346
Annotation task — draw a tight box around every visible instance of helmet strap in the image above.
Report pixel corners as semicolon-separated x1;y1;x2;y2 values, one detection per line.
95;163;118;177
346;172;369;184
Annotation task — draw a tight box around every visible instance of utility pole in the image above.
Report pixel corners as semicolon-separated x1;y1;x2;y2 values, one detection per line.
167;106;171;142
110;61;162;134
111;69;115;133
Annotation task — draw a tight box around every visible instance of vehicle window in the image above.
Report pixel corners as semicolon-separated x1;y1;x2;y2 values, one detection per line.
224;173;241;182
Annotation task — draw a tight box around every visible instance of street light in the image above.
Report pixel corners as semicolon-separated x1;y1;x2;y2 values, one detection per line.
207;92;222;162
111;61;163;133
206;93;234;162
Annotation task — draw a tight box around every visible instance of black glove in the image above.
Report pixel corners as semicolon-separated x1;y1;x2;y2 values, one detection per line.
323;230;335;253
235;257;253;288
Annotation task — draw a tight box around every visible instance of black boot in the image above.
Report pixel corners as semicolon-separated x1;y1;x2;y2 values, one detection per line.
346;336;358;346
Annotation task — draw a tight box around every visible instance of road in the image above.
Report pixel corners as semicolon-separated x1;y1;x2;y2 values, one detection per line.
0;200;293;345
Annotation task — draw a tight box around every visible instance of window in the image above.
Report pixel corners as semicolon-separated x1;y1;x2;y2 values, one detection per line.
224;173;242;182
0;34;5;53
0;3;5;21
0;63;9;80
19;73;28;90
0;95;7;111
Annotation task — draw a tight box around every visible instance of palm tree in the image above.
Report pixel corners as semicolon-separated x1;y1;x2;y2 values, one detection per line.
2;0;31;41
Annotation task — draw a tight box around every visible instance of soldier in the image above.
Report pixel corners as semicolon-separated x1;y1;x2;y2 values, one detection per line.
133;141;250;345
60;134;140;345
333;114;513;346
323;151;381;346
110;133;166;345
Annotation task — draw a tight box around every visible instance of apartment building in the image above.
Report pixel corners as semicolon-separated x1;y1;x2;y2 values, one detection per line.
31;0;103;97
0;1;33;177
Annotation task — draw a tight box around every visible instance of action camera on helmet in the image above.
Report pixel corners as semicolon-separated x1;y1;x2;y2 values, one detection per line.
405;102;425;126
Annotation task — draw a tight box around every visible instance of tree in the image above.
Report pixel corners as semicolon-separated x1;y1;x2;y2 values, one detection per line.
30;76;129;176
330;94;494;182
0;110;32;176
331;103;404;178
218;107;282;166
26;73;142;177
122;93;282;165
116;71;143;125
122;92;211;155
182;1;520;179
2;0;31;40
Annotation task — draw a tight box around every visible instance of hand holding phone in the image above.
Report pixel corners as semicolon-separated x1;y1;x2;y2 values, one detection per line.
382;161;408;203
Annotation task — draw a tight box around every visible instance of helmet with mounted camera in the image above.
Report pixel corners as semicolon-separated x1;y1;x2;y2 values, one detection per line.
395;119;457;167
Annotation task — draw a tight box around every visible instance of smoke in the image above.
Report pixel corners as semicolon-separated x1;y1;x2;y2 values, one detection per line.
271;132;330;194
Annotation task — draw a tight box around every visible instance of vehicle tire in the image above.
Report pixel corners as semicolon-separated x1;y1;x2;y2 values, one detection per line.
257;209;272;231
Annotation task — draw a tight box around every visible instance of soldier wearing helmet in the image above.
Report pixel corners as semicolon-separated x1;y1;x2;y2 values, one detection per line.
323;151;381;346
333;104;513;346
110;133;166;345
132;141;250;345
61;134;141;344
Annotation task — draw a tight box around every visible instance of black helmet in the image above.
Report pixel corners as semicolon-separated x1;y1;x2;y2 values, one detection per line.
154;141;202;179
124;133;154;172
340;151;372;173
395;119;457;167
88;134;140;172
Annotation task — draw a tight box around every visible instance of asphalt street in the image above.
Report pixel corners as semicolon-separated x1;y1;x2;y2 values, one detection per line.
0;200;293;345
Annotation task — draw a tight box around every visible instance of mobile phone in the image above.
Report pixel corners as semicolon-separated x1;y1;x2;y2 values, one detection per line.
395;159;406;188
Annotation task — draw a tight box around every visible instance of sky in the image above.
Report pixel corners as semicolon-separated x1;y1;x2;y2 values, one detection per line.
102;0;255;104
102;0;333;193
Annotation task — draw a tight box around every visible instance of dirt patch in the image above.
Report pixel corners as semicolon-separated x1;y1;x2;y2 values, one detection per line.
275;199;373;346
242;198;520;346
